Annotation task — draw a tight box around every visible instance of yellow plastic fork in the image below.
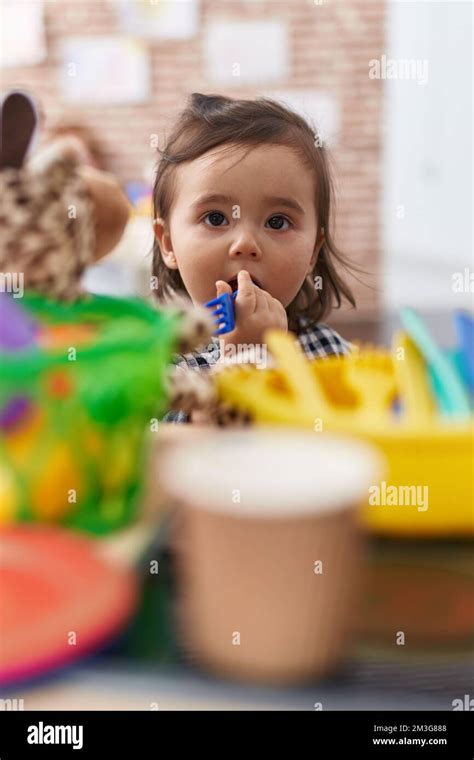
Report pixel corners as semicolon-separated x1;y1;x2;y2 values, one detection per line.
344;348;397;426
391;330;436;425
264;330;339;424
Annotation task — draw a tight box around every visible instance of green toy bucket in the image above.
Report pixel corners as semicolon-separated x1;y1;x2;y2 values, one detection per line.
0;292;181;535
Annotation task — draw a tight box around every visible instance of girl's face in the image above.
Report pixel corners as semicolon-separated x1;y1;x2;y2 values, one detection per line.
155;143;320;307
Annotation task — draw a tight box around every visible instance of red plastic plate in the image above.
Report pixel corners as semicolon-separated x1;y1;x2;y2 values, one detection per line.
0;525;138;686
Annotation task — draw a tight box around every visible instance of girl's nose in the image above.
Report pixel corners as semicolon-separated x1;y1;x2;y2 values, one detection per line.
228;233;262;261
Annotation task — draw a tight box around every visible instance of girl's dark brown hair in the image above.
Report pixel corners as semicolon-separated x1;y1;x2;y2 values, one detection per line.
152;92;356;330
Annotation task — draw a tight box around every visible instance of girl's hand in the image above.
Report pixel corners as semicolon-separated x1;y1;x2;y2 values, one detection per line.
215;270;288;347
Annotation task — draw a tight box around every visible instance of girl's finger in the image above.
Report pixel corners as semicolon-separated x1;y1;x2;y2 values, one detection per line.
254;285;271;313
235;270;257;315
254;282;277;311
215;280;233;297
269;298;288;329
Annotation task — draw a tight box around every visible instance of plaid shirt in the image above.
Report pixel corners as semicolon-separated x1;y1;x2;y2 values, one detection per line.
164;319;352;423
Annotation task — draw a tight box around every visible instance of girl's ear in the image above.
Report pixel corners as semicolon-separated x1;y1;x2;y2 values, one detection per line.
153;217;178;269
307;228;325;273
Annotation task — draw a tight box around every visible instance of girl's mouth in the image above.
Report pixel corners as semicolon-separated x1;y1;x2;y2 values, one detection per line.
227;275;263;292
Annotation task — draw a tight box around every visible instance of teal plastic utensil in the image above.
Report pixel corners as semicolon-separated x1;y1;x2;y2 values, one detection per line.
400;308;470;418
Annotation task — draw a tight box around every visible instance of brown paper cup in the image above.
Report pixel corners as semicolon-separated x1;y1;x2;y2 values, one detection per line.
160;430;382;685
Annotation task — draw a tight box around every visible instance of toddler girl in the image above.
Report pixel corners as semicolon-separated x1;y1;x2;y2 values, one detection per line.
152;93;356;417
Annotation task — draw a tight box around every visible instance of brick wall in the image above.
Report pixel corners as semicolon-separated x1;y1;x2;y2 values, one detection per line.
1;0;386;315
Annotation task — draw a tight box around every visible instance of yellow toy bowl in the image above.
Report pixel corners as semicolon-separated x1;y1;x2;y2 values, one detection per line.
216;357;474;538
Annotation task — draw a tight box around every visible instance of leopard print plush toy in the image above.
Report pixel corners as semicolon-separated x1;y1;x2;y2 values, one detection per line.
0;92;96;300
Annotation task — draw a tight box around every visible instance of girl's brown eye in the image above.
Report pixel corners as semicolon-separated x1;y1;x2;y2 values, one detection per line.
203;211;228;227
267;215;290;230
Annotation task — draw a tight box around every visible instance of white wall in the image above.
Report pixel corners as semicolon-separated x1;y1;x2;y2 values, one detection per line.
382;0;473;310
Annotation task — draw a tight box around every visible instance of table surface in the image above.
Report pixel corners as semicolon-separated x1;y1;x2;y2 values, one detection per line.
5;661;459;711
3;533;472;712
